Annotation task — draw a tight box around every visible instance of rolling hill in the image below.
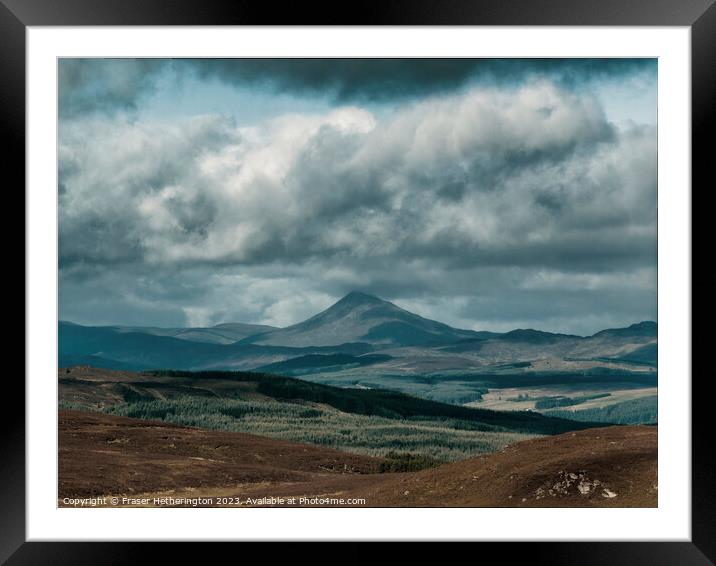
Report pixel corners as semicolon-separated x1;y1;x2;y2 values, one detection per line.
58;409;383;500
349;424;657;507
58;320;374;371
59;366;600;437
112;322;278;345
58;410;656;508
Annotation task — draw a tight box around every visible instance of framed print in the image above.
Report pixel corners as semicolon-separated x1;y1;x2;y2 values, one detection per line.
8;0;713;561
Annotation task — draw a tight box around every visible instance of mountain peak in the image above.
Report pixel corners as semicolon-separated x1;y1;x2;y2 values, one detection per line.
337;291;385;305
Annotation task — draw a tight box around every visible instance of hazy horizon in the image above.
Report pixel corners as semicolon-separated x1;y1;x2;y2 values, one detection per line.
58;290;657;338
59;58;657;335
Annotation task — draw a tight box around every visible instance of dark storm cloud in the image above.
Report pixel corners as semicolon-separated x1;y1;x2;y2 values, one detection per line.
59;59;165;118
188;58;655;101
58;68;657;333
59;58;656;117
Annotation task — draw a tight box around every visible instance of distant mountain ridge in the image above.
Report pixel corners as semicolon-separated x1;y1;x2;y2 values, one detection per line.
110;322;278;345
592;321;657;339
59;291;657;375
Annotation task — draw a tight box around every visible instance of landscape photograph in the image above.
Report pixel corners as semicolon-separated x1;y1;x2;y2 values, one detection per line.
58;58;657;508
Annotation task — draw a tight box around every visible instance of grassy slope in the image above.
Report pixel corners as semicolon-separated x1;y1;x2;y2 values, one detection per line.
59;367;604;462
351;425;658;507
92;397;536;461
58;411;657;508
146;370;602;435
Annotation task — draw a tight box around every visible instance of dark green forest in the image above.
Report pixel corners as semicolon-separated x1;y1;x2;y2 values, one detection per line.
543;396;657;425
148;370;601;435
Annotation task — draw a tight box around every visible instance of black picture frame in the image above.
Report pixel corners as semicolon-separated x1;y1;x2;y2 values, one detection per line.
6;0;712;562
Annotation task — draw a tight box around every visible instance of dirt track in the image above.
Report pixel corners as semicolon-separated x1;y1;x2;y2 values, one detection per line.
59;410;656;508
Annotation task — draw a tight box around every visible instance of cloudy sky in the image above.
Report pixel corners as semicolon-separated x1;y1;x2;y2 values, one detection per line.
58;58;657;335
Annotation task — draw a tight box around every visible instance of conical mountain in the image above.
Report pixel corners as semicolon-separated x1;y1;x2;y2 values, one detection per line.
244;291;480;347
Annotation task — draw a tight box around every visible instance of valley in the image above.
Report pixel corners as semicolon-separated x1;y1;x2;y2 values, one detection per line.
58;292;657;508
59;292;657;415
